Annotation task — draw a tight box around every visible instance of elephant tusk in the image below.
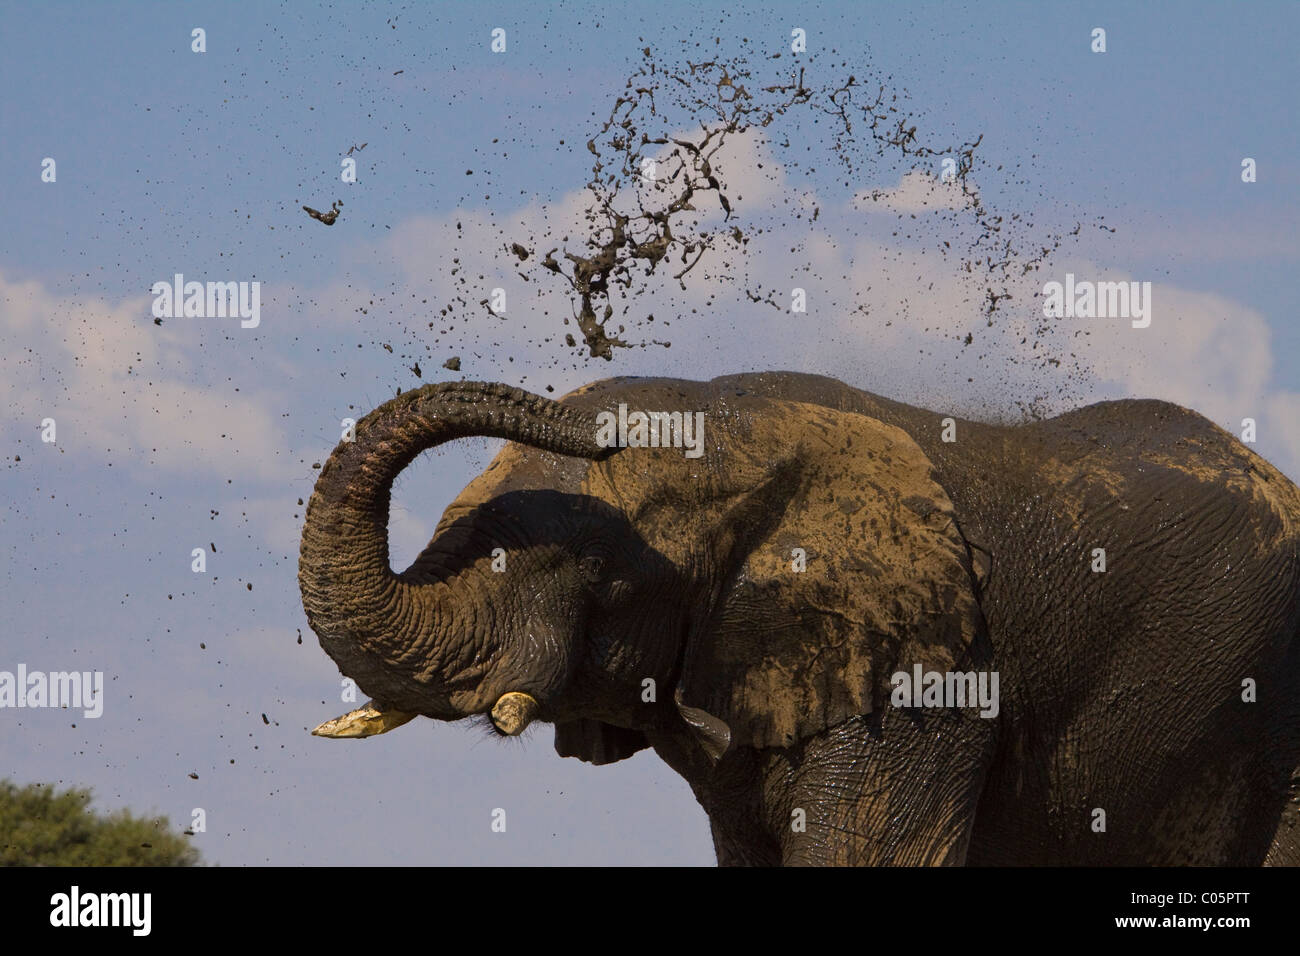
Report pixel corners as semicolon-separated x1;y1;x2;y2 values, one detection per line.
311;699;418;738
490;692;539;736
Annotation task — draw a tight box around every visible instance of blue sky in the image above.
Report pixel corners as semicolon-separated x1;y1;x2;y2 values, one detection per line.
2;1;1297;865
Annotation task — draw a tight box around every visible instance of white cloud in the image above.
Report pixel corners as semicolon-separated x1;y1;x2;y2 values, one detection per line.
853;169;968;214
0;273;293;482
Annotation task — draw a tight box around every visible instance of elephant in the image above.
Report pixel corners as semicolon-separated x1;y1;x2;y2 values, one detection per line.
298;372;1300;865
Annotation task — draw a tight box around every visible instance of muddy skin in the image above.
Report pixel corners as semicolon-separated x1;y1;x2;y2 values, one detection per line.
300;372;1300;866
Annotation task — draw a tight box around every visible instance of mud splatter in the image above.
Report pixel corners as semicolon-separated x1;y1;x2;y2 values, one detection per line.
400;38;1092;381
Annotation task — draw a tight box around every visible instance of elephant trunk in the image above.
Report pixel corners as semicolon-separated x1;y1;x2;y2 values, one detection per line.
298;381;611;716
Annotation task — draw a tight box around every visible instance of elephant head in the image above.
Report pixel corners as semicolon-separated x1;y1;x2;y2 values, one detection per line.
299;381;643;737
299;378;990;782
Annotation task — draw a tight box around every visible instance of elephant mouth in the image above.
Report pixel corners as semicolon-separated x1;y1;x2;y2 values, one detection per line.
312;692;540;739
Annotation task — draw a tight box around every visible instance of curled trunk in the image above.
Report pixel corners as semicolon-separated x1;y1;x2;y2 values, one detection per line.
298;382;610;714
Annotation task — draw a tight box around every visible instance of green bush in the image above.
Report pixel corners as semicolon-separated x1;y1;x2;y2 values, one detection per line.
0;780;200;866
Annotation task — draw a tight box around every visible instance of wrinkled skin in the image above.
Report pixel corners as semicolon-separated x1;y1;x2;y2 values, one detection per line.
298;373;1300;865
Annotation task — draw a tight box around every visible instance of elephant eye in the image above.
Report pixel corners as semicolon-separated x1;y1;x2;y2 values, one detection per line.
578;555;605;584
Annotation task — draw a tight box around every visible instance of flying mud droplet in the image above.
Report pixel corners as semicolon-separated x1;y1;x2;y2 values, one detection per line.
302;200;342;225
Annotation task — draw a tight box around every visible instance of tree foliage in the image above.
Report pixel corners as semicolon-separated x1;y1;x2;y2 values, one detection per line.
0;780;200;866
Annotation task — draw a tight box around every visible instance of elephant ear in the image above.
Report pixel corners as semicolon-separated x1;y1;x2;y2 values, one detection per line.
674;401;986;756
554;719;649;766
